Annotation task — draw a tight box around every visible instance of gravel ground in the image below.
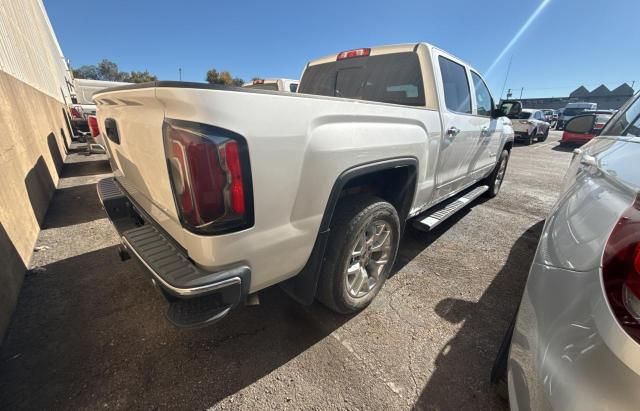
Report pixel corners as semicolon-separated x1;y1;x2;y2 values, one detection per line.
0;132;573;410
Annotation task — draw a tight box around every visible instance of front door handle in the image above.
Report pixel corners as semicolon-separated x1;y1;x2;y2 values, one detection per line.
446;126;461;138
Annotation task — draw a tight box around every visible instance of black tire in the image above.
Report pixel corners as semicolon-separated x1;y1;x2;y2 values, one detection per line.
539;127;549;142
523;130;534;145
317;196;400;314
484;149;510;198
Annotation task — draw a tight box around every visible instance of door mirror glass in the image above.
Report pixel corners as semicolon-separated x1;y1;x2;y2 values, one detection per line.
565;114;596;134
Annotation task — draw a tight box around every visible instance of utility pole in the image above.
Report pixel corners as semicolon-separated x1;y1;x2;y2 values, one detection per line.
506;88;513;99
519;87;524;99
179;68;182;81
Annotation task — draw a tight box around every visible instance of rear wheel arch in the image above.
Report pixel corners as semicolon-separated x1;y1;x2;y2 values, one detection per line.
280;157;418;305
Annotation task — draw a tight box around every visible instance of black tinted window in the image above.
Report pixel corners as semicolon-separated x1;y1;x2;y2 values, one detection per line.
439;56;471;114
298;52;425;106
289;83;298;92
471;72;492;116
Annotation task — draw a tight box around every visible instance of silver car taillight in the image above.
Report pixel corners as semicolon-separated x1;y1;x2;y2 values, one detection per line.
603;195;640;342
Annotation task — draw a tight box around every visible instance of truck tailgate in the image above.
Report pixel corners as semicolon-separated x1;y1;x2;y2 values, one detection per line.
94;87;182;233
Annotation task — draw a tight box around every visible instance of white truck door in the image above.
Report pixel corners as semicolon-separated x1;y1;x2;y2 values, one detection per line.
432;53;479;198
467;70;503;178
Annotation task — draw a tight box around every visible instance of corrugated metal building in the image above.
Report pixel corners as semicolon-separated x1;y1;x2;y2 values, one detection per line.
0;0;72;341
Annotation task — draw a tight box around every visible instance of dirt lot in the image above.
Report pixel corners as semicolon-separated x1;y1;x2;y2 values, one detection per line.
0;131;573;410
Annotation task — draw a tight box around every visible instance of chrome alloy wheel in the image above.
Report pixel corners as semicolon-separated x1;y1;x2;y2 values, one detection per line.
345;220;392;298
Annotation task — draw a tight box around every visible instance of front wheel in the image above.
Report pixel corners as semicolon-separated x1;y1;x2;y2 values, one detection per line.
484;149;510;198
317;196;400;314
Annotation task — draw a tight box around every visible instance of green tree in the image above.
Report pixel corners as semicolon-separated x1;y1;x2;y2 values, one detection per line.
97;59;122;81
205;68;244;86
127;70;158;83
72;65;99;80
72;59;158;83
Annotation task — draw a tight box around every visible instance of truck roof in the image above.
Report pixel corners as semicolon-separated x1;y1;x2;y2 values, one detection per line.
307;42;437;67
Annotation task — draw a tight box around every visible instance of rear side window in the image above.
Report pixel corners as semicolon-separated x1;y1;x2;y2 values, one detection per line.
289;83;298;92
470;71;493;116
298;52;425;106
439;56;471;114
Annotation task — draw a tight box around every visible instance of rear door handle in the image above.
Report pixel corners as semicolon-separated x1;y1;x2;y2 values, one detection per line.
480;126;490;137
446;126;460;138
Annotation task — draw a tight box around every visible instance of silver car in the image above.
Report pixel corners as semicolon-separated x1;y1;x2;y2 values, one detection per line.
493;92;640;410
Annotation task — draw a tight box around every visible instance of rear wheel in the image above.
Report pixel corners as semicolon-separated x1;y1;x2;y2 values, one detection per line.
523;130;534;145
317;196;400;314
539;127;549;142
484;149;510;198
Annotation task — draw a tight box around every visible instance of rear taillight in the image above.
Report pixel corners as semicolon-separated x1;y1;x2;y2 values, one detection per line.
336;48;371;60
162;119;252;234
88;115;100;137
594;123;605;129
603;195;640;343
70;106;83;119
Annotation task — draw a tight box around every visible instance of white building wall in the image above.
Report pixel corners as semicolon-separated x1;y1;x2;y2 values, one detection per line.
0;0;71;103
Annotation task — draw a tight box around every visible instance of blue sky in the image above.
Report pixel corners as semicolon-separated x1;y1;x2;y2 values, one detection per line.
45;0;639;98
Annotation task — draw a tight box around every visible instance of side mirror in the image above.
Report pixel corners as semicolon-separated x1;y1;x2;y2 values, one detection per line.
497;101;522;118
564;114;596;134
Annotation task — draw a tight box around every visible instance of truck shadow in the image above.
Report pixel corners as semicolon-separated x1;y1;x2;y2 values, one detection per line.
0;245;352;409
412;221;544;410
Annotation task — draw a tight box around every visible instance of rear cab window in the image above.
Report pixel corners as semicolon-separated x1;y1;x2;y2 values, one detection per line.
298;52;425;106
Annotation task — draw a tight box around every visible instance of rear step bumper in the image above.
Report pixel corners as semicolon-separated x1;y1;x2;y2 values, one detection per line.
97;177;250;327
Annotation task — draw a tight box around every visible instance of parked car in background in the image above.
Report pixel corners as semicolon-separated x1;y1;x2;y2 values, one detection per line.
508;108;550;145
559;111;615;145
492;91;640;410
542;109;554;122
69;78;130;134
584;109;617;127
556;101;597;130
94;43;515;328
242;78;299;92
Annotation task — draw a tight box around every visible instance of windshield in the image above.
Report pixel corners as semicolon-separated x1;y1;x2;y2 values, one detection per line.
298;52;425;106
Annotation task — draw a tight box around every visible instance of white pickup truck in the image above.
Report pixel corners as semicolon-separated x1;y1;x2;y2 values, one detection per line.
95;43;515;327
